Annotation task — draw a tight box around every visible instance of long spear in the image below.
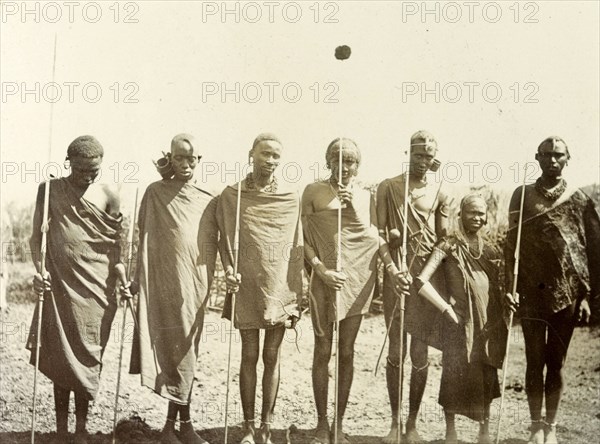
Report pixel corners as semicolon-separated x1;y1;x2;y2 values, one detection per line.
395;160;410;444
31;33;57;444
373;178;444;376
495;162;528;444
112;188;139;443
224;178;243;444
332;139;343;444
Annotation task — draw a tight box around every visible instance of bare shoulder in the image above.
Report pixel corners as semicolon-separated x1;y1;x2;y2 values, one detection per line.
302;181;328;199
436;185;450;204
376;176;396;194
275;179;300;195
99;183;121;214
100;183;120;200
509;183;534;207
301;181;329;209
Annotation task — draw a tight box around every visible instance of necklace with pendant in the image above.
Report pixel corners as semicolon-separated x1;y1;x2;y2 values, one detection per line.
329;177;348;207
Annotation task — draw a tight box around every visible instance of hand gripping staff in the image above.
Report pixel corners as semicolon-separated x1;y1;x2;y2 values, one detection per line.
495;163;527;444
224;180;243;444
373;177;445;376
112;188;140;444
31;33;57;444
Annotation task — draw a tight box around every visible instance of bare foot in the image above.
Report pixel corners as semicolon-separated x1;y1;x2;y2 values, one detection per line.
544;423;557;444
73;431;88;444
49;432;69;444
528;422;544;444
405;427;422;444
382;425;400;444
312;420;330;444
180;421;208;444
331;428;352;444
240;421;256;444
161;425;182;444
478;424;492;444
445;428;458;444
257;423;274;444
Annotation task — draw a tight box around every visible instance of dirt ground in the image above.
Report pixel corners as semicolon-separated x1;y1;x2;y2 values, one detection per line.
1;299;599;444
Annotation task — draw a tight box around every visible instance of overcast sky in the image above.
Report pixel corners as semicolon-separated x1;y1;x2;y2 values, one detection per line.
2;1;599;211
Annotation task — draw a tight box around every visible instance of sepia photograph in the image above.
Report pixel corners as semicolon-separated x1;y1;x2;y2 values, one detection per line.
1;1;599;443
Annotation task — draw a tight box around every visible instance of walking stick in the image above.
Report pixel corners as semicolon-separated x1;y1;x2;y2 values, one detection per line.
224;179;243;444
31;33;57;444
495;163;527;444
333;140;343;444
112;188;139;444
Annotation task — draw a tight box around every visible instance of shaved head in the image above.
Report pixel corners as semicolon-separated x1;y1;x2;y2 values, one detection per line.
171;133;199;156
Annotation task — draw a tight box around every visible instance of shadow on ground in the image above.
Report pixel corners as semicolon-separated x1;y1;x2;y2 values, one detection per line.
0;428;533;444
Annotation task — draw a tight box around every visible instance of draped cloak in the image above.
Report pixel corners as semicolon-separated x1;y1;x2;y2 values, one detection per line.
505;188;600;318
422;236;507;421
216;185;303;329
27;178;122;400
304;201;379;335
129;180;218;404
378;175;446;349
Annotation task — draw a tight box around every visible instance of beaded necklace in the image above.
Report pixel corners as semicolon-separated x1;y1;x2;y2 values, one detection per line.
534;178;566;201
245;172;278;193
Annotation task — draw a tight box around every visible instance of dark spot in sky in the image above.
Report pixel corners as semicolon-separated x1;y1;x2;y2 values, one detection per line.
335;45;351;60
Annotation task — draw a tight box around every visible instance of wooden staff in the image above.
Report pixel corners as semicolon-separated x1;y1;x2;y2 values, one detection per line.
112;188;139;444
373;179;444;376
495;163;528;444
31;33;57;444
396;162;410;444
224;179;243;444
332;139;343;444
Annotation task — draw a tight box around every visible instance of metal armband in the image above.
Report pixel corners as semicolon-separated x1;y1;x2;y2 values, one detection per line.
418;247;447;283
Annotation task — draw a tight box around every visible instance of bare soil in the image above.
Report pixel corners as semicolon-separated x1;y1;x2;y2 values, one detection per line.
1;278;599;443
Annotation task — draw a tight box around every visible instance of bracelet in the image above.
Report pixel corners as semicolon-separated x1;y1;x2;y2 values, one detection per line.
310;256;321;267
385;263;396;272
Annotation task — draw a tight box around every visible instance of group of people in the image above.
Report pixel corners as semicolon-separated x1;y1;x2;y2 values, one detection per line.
27;131;599;444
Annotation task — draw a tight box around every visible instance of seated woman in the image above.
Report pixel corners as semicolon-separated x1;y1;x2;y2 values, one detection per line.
414;194;507;444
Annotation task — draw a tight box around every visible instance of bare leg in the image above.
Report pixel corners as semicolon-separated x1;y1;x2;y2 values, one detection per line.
53;384;69;440
335;315;363;441
544;307;576;444
179;403;207;444
259;326;285;444
240;329;260;444
444;410;457;444
74;391;89;444
383;316;407;444
406;337;428;443
313;322;333;443
478;404;492;444
521;317;546;444
161;402;181;444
